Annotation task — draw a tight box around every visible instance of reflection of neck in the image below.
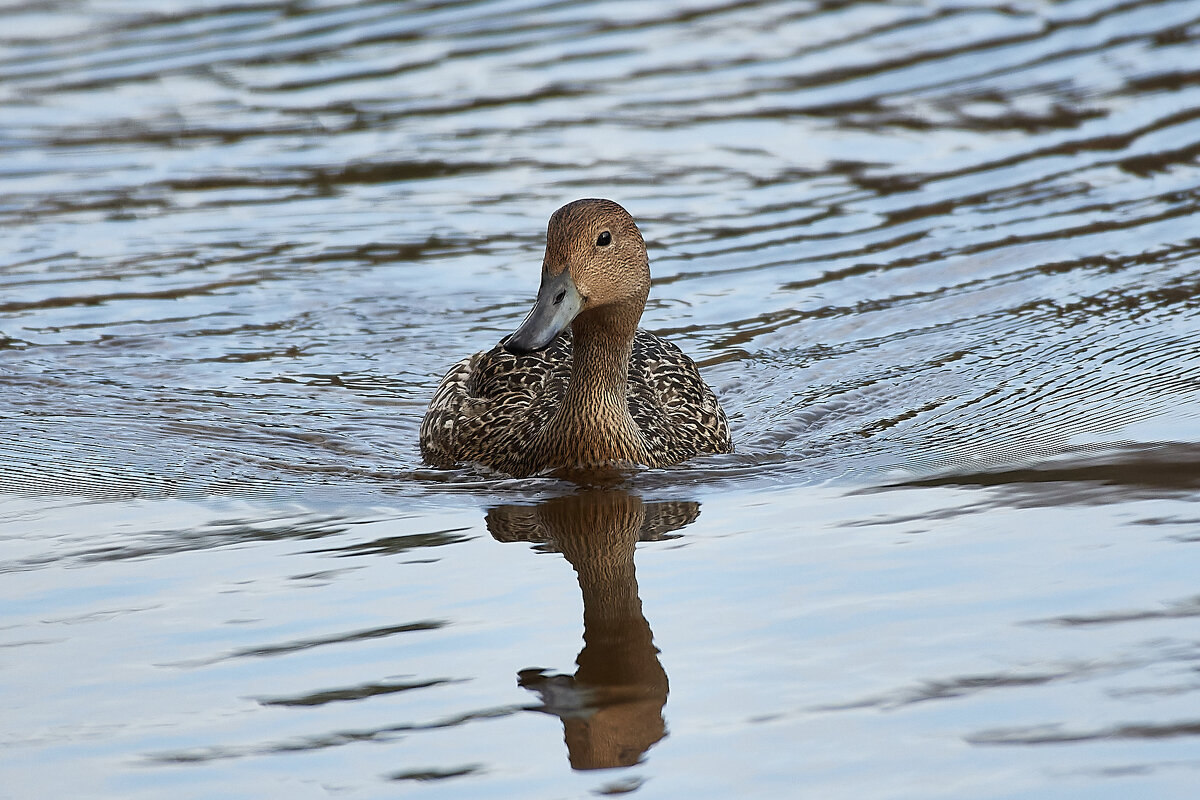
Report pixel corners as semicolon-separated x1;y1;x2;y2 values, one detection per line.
543;304;647;467
549;495;664;688
572;538;662;691
550;496;669;771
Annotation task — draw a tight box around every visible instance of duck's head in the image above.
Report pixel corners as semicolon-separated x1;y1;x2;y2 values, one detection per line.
504;198;650;355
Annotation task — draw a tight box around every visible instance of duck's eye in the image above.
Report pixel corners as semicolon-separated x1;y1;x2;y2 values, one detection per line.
596;231;611;247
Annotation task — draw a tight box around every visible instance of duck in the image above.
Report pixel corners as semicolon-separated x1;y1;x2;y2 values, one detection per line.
420;198;732;477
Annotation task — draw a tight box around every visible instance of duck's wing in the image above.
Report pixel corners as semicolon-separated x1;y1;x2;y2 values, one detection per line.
627;329;733;464
419;351;478;468
419;334;572;473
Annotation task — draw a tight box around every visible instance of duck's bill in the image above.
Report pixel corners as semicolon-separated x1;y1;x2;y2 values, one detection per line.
503;269;583;354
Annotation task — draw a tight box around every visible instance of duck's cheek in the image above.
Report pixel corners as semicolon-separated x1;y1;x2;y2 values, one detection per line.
571;281;592;305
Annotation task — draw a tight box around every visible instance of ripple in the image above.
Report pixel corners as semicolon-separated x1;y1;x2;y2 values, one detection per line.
4;3;1200;799
143;705;523;764
172;619;449;668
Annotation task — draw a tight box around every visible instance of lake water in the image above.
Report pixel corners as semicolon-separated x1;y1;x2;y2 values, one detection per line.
3;0;1200;797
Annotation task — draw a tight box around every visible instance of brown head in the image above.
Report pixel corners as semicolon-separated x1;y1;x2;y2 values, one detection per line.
505;199;651;354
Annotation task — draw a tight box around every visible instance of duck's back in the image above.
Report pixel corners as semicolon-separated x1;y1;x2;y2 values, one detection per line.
419;329;731;474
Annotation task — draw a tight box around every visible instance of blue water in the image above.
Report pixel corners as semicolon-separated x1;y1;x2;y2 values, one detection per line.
3;0;1200;797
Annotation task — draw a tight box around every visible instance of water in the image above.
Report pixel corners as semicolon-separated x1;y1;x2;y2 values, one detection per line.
2;0;1200;796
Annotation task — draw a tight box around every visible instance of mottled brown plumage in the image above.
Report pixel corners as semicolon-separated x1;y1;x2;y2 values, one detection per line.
420;198;732;477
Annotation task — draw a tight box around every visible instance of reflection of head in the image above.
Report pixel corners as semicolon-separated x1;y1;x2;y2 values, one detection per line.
487;489;700;770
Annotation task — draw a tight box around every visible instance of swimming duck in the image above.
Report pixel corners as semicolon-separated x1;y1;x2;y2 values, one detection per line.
420;198;732;477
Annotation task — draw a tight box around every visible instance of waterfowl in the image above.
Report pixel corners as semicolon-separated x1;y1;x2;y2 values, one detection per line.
420;198;732;477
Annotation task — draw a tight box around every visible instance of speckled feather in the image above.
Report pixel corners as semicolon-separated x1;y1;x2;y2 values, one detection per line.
420;327;732;476
420;198;732;476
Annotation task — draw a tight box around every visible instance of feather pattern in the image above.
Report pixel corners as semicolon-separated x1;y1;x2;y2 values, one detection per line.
420;329;731;476
419;198;732;477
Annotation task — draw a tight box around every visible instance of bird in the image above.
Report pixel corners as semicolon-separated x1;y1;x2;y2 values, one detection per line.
419;198;732;477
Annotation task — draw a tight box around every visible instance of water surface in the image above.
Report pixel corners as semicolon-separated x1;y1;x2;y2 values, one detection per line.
3;0;1200;797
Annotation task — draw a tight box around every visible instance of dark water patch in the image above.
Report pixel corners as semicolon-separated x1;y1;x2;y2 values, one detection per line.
970;719;1200;746
388;763;483;782
304;527;472;557
0;512;368;574
593;775;647;794
1069;759;1200;779
176;619;449;667
0;275;270;314
258;676;460;708
170;158;500;191
144;705;522;763
1031;595;1200;628
817;666;1112;713
884;443;1200;507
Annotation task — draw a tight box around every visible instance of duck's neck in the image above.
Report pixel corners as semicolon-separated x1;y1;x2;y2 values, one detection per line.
543;305;648;468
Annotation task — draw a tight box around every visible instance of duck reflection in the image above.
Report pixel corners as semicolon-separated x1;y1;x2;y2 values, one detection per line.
486;489;699;770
